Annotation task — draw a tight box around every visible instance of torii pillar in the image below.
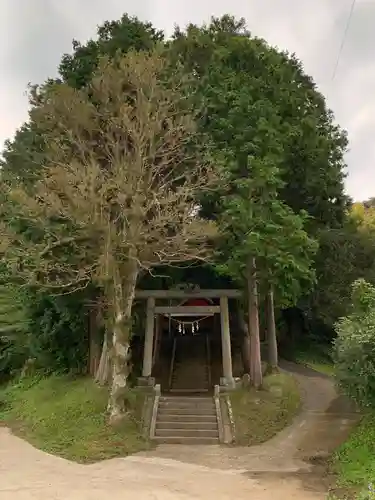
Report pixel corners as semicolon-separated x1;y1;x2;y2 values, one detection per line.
139;297;155;387
220;296;235;388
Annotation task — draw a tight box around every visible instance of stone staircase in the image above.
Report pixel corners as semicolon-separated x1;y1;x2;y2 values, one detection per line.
153;396;220;444
170;335;210;393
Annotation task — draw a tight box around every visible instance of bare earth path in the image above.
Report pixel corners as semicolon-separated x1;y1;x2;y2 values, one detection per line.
0;363;361;499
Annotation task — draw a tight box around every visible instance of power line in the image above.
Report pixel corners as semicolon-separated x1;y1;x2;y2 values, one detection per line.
332;0;357;81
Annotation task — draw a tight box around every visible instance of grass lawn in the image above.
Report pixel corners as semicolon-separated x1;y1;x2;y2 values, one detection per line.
330;413;375;499
229;372;301;446
0;375;151;463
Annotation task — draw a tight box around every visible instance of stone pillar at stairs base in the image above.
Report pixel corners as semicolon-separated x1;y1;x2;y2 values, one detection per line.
220;376;236;390
137;376;156;389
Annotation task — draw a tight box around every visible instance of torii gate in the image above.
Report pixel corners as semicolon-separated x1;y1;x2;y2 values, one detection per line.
135;288;242;388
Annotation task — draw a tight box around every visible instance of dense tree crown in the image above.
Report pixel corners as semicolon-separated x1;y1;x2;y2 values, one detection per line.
168;16;348;229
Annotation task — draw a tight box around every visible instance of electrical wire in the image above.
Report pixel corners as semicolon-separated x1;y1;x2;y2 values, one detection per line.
332;0;357;81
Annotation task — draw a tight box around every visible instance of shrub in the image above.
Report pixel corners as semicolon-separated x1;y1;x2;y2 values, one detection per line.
334;279;375;408
0;278;91;380
0;282;30;381
27;292;89;374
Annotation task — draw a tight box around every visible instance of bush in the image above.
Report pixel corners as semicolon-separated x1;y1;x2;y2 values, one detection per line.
0;286;90;380
0;282;30;381
27;291;89;374
334;279;375;408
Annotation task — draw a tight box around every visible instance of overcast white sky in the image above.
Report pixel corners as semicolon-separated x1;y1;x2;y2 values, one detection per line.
0;0;372;201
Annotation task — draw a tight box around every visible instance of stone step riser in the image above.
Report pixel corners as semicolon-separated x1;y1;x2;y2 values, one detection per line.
153;436;219;445
155;429;219;438
158;411;216;418
159;404;215;410
171;385;209;390
173;367;207;370
159;399;214;406
157;414;217;423
159;398;214;405
159;397;213;402
156;422;218;431
172;378;208;383
173;367;207;371
171;381;208;386
171;383;209;393
158;405;215;412
160;410;216;418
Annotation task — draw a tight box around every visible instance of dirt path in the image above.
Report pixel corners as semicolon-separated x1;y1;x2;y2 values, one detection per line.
0;363;360;499
138;362;361;497
0;427;323;500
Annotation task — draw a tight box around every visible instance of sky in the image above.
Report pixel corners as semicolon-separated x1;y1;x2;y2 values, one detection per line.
0;0;372;201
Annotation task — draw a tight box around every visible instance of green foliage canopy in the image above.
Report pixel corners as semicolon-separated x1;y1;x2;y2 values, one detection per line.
0;14;354;377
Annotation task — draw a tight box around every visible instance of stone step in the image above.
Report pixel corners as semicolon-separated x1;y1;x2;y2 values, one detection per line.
159;404;215;413
153;436;219;445
173;368;208;371
158;409;216;418
170;385;209;392
173;364;207;367
159;396;214;403
172;378;208;384
158;402;215;411
155;428;219;438
169;387;210;394
157;413;217;423
159;397;214;405
172;375;208;380
156;421;218;431
173;366;208;370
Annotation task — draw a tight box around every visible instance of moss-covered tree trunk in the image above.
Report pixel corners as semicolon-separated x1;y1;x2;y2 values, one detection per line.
266;284;278;371
88;296;111;385
247;257;263;388
236;303;251;373
107;262;139;425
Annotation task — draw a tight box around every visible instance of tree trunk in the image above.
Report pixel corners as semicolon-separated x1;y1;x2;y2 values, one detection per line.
266;284;278;371
88;301;102;377
107;262;139;425
152;314;161;369
239;315;251;374
88;334;100;377
247;257;263;388
95;333;112;385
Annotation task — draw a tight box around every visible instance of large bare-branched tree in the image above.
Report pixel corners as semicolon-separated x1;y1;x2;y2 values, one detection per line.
0;50;218;423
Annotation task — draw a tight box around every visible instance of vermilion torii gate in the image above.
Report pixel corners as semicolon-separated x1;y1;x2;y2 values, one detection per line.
135;288;242;388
